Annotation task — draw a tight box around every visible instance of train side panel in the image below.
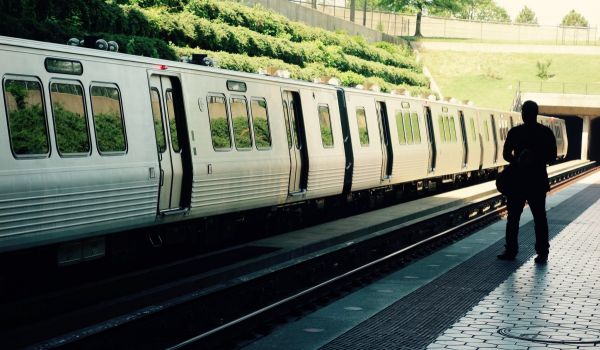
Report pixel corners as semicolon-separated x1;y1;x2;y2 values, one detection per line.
461;107;483;173
344;91;384;191
477;110;499;170
299;88;346;199
0;46;159;252
183;72;289;217
384;96;430;184
427;102;463;177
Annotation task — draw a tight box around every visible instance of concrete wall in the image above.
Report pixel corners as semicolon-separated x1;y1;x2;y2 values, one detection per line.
241;0;400;44
297;2;599;45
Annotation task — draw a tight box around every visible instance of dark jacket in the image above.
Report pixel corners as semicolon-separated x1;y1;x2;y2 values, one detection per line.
503;122;557;193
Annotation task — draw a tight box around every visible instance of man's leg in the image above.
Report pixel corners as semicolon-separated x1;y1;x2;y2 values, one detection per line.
502;195;526;256
528;192;549;258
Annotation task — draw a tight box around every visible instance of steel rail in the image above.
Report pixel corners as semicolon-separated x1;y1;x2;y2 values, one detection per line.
167;164;598;350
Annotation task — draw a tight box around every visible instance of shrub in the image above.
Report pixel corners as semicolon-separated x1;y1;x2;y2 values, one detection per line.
7;105;49;155
94;113;126;152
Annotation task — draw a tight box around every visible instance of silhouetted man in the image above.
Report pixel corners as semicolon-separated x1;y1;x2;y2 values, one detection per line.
497;100;557;263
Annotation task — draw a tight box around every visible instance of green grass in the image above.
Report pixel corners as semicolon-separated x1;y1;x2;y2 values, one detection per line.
419;50;600;110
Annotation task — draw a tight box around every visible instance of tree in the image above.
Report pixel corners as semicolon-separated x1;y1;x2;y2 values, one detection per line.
515;6;537;25
378;0;466;36
561;9;588;27
455;0;510;23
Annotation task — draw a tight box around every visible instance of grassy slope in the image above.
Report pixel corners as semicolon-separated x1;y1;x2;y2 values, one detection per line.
420;50;600;110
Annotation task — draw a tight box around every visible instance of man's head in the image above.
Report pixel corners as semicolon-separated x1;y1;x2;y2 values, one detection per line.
521;100;538;124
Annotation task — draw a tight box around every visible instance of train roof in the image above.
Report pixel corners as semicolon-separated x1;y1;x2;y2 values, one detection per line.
0;35;340;92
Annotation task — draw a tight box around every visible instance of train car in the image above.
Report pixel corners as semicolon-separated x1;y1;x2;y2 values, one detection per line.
0;35;569;262
540;116;568;159
0;37;160;254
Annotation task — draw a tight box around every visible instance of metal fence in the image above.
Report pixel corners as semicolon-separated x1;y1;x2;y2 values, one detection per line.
289;0;599;45
518;81;600;95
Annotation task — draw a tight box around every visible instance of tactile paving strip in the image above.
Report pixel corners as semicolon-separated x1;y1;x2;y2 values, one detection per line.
321;184;600;350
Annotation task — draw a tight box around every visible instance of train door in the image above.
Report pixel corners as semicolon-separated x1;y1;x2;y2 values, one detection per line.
149;75;186;212
424;106;437;172
282;90;308;194
336;89;354;194
459;111;468;168
490;114;499;163
376;101;393;179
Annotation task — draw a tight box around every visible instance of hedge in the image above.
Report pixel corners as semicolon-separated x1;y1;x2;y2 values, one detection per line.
135;8;427;87
184;0;420;70
175;46;432;95
0;0;429;92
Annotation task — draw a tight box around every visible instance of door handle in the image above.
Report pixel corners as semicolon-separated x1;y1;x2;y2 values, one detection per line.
160;169;164;186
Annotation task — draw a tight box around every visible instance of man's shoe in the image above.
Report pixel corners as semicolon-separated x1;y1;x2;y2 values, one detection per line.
497;252;516;260
534;255;548;264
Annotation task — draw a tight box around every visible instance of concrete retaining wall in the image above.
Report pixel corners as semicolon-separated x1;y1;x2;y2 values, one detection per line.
240;0;400;44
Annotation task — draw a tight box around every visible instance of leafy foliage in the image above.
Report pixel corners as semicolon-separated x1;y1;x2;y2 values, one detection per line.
0;0;429;93
5;81;27;108
378;0;466;36
232;116;252;149
515;6;537;25
252;118;271;149
536;59;555;80
153;119;166;152
53;103;90;154
7;104;49;155
209;118;231;149
561;10;588;27
169;119;180;151
452;0;510;23
94;113;126;152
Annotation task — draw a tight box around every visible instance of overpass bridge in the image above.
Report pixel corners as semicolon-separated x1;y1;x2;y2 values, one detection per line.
514;84;600;162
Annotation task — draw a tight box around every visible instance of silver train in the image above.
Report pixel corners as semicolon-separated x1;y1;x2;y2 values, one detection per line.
0;36;568;257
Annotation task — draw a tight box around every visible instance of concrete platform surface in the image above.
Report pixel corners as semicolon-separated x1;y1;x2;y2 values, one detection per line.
242;169;600;350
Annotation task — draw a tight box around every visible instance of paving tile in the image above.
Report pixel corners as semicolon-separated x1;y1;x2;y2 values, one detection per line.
428;181;600;350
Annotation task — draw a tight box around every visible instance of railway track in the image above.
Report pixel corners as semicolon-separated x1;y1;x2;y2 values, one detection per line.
1;162;596;349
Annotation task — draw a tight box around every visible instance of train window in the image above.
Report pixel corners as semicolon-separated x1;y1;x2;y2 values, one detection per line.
411;113;421;143
90;85;126;154
403;112;413;144
483;120;490;141
395;111;406;144
289;100;300;149
443;116;451;143
207;94;231;150
438;115;445;142
318;104;334;148
4;78;50;157
449;116;457;142
469;118;477;142
356;107;369;146
150;89;166;153
165;90;180;153
50;81;91;155
226;80;247;92
45;58;83;75
251;98;272;150
230;96;252;150
282;101;292;149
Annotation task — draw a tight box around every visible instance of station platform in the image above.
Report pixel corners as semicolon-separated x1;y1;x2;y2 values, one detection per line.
241;168;600;350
